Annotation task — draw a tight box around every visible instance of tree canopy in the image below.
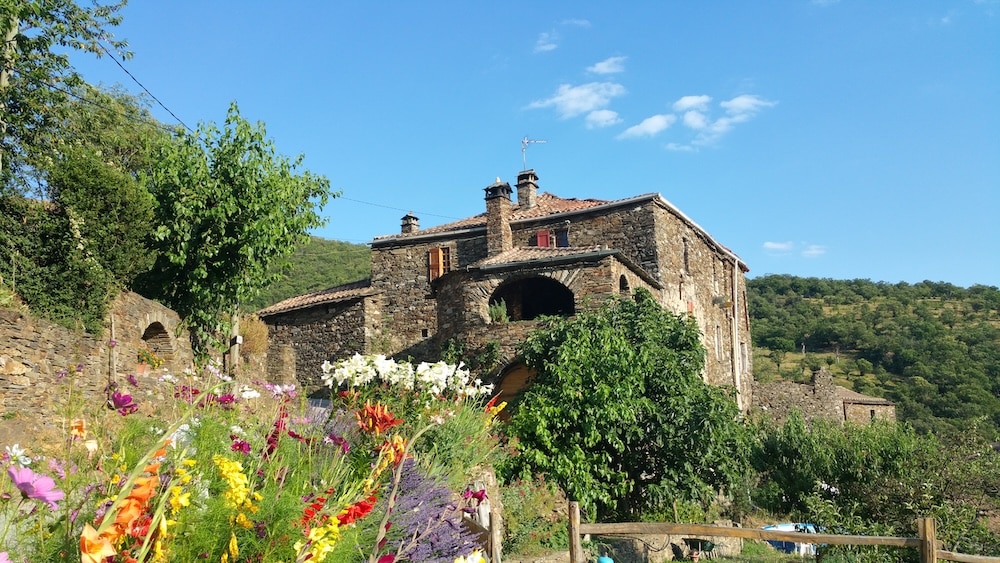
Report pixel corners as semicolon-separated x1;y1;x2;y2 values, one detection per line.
501;289;750;521
136;103;334;356
1;0;129;192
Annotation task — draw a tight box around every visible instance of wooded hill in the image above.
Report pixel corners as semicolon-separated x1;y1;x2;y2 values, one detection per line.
244;237;372;312
748;274;1000;437
253;243;1000;437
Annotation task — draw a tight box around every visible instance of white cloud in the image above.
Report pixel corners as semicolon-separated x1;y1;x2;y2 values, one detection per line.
682;110;709;130
617;114;676;139
528;82;626;118
666;142;695;152
587;56;627;75
802;245;827;258
561;18;591;28
763;241;794;253
720;94;777;119
534;32;558;52
585;109;622;129
673;95;712;112
683;94;776;146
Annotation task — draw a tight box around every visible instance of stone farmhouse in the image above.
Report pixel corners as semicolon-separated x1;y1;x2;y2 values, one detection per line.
259;169;754;410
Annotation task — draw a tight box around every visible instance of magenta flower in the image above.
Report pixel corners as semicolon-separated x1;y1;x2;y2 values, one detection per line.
7;465;65;509
230;439;251;454
0;551;9;562
109;390;139;416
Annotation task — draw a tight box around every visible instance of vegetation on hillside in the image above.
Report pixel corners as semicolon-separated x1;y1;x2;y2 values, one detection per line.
748;275;1000;436
244;236;371;312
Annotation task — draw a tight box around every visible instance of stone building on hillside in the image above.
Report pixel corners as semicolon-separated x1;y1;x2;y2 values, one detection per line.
259;169;753;409
753;367;896;424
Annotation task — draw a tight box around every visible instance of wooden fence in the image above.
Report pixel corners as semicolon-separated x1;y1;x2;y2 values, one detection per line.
567;501;1000;563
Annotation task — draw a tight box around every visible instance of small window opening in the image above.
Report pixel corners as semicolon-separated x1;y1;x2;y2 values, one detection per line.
421;328;429;338
555;229;569;247
428;247;451;281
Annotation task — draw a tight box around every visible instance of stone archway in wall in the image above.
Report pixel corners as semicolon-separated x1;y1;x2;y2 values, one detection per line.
140;321;175;364
488;276;574;321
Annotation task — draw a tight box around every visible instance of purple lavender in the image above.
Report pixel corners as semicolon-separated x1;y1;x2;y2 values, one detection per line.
378;459;482;562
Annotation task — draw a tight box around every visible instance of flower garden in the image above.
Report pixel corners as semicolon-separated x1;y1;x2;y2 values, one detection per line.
0;354;504;563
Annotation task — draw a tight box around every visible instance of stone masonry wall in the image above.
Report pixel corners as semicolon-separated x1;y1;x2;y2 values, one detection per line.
265;297;371;395
753;368;850;423
0;292;193;426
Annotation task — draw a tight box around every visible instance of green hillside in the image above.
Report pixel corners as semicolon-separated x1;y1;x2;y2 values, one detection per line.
748;275;1000;436
246;237;371;311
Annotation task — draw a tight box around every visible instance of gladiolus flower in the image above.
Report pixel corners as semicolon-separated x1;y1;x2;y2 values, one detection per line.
80;524;117;563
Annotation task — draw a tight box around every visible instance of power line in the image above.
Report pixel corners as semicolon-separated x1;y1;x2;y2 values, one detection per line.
97;42;193;132
17;73;184;136
337;196;461;220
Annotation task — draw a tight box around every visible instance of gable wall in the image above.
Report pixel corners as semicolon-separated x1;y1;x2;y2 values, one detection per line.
265;297;372;394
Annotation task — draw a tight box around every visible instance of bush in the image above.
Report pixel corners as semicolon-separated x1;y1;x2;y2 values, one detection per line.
500;476;568;556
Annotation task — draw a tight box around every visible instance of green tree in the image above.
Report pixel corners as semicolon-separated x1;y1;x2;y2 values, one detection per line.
1;0;129;191
501;289;750;521
42;86;169;287
137;103;333;357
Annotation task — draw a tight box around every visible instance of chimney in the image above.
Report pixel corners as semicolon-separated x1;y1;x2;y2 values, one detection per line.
516;169;539;209
400;212;419;234
484;177;513;256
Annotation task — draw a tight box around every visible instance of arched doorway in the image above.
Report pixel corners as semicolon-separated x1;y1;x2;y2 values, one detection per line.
494;361;535;421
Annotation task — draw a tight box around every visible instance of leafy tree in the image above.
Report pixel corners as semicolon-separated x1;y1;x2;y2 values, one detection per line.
136;103;333;357
1;0;129;191
501;289;750;521
42;86;169;287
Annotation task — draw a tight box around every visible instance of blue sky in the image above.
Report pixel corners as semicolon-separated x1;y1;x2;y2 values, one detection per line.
70;1;999;287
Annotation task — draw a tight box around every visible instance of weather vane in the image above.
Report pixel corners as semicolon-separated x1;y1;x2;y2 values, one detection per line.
521;136;546;170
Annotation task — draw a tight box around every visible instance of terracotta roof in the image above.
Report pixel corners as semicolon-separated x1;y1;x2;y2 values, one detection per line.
373;192;613;241
256;279;376;317
836;387;893;405
472;245;613;268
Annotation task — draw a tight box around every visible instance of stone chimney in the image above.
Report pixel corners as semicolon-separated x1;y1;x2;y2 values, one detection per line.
484;177;513;256
400;212;419;234
516;169;539;209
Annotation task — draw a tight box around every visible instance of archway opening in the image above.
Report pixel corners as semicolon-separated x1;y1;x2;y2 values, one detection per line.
489;276;574;321
619;275;631;295
141;322;174;364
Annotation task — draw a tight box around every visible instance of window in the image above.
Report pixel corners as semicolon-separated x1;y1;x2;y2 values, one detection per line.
428;247;451;281
555;229;569;247
714;325;722;360
535;230;552;247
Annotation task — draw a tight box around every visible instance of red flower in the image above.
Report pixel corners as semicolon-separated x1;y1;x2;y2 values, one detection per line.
338;495;377;526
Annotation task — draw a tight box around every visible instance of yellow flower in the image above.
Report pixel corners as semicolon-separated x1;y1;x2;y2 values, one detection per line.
235;512;253;529
169;485;190;514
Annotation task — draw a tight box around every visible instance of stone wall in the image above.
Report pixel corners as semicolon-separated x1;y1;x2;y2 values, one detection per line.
0;291;193;423
265;296;373;395
752;368;894;424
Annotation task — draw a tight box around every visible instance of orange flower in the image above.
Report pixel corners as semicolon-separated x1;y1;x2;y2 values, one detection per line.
70;419;87;438
356;401;403;435
128;475;159;503
379;435;407;467
80;523;117;563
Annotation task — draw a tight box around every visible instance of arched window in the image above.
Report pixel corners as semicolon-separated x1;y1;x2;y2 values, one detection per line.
141;322;174;363
489;276;574;321
619;275;630;295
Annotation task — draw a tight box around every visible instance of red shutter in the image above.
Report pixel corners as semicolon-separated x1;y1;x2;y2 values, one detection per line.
536;230;551;247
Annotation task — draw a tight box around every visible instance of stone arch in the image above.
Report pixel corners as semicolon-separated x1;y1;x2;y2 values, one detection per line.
488;276;574;321
619;274;631;295
140;320;175;364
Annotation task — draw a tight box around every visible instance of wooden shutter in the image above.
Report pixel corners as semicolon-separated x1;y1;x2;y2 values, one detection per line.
536;230;551;247
428;248;443;280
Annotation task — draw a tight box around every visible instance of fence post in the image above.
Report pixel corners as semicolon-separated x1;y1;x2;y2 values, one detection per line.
918;517;937;563
569;501;584;563
490;504;502;563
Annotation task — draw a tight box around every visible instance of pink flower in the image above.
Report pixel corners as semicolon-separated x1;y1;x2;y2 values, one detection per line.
7;465;65;509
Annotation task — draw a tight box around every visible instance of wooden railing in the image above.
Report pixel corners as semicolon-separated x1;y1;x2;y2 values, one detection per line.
567;501;1000;563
